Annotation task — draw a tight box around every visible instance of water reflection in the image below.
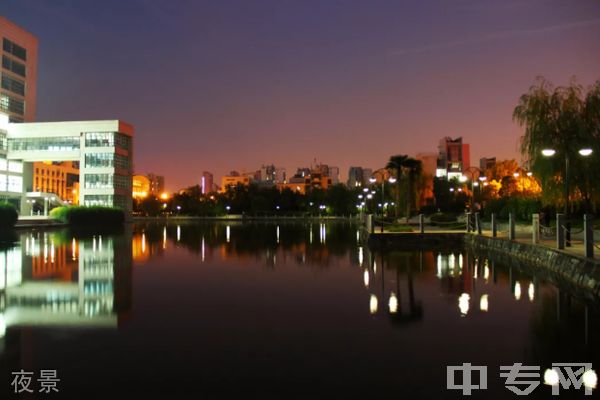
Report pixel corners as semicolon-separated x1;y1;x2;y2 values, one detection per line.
0;222;598;397
0;230;131;343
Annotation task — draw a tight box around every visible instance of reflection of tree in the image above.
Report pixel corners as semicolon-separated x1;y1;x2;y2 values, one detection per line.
380;252;424;326
133;221;360;268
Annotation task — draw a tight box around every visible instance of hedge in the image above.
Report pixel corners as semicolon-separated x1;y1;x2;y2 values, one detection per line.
0;203;18;229
50;206;125;226
429;212;458;226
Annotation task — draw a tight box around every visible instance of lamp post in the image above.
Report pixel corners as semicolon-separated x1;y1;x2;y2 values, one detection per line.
460;167;483;210
369;173;397;233
542;147;593;246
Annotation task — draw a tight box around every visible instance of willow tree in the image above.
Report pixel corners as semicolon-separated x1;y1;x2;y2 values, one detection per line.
513;77;600;212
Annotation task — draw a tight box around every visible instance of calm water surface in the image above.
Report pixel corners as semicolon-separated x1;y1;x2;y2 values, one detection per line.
0;221;598;398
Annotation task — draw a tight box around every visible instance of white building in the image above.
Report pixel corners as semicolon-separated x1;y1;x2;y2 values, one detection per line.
0;113;134;215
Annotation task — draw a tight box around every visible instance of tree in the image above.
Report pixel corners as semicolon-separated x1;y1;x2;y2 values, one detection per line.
386;155;422;220
402;157;423;220
386;155;408;218
514;77;600;212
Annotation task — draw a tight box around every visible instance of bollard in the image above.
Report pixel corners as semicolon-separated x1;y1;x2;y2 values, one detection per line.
532;213;540;244
419;214;424;234
466;212;472;233
367;214;374;234
557;213;565;250
491;213;497;237
509;212;516;240
475;212;482;235
584;214;594;258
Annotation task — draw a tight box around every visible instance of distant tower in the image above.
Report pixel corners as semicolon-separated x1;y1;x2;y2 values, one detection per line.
201;171;214;194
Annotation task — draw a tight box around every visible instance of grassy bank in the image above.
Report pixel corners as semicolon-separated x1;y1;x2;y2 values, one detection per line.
50;206;125;226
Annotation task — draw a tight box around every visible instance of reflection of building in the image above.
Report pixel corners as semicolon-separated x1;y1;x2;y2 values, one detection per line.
201;171;213;194
436;137;470;180
133;174;151;198
33;161;79;203
0;231;132;335
5;117;134;214
147;173;164;196
0;16;38;123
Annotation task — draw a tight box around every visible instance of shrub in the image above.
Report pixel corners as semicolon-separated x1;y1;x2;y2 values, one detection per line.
486;196;541;221
50;206;125;226
0;203;18;229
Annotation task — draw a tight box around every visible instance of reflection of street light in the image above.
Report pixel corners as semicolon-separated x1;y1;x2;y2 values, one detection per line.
388;292;398;314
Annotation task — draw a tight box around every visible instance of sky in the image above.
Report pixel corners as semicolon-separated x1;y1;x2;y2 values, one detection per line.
3;0;600;190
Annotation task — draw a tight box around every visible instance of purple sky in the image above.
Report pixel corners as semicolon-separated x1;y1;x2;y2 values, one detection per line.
4;0;600;190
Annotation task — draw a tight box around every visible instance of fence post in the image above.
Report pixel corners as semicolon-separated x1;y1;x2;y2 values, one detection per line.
491;213;497;237
584;214;594;258
475;212;482;235
557;213;565;250
466;212;472;233
419;214;424;234
509;212;516;240
532;213;540;244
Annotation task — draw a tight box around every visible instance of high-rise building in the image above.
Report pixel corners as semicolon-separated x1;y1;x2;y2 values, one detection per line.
147;173;165;196
201;171;213;194
328;166;340;185
274;167;286;184
436;136;470;180
480;157;496;174
347;166;366;188
416;152;438;207
0;16;38;123
132;175;151;198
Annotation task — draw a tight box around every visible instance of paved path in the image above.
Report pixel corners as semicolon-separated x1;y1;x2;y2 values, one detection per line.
376;222;599;260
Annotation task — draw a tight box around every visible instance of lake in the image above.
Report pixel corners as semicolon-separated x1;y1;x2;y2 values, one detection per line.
1;221;598;398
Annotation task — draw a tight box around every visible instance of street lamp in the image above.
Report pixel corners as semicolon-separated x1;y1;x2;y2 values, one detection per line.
542;147;593;246
369;173;396;233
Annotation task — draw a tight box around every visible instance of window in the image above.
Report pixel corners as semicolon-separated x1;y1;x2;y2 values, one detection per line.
0;93;25;115
84;173;113;189
83;194;113;206
85;132;114;147
8;136;80;152
8;161;22;173
0;157;6;171
0;173;6;191
3;39;27;61
84;153;129;170
114;174;130;190
0;132;6;151
7;175;22;193
2;55;26;77
1;74;25;96
114;133;131;150
85;153;113;168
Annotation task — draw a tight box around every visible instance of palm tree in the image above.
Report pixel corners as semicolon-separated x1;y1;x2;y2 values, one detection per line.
386;155;408;219
386;155;423;220
403;157;423;221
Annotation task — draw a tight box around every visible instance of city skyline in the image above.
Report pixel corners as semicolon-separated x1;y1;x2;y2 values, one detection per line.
2;1;600;190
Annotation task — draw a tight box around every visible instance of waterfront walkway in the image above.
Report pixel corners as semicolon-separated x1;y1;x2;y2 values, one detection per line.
375;221;600;261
